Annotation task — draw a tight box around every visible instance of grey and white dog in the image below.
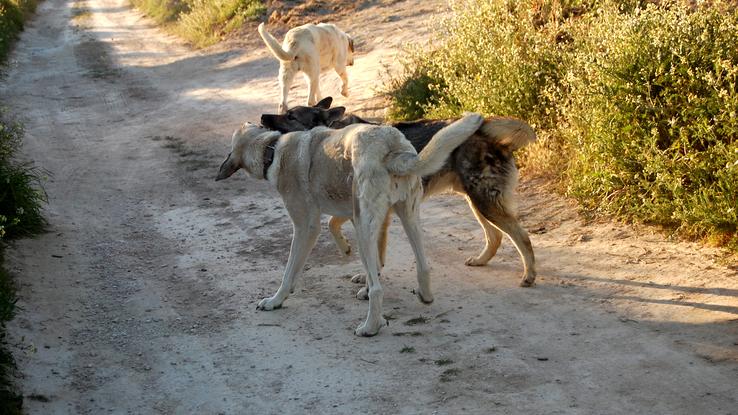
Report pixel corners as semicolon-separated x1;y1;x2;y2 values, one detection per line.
216;113;484;336
261;98;538;287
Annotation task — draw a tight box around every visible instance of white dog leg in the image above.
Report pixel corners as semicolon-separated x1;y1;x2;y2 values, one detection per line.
353;205;389;337
257;212;321;310
352;213;389;296
278;66;296;114
464;197;503;266
335;64;349;97
305;65;321;106
394;194;433;304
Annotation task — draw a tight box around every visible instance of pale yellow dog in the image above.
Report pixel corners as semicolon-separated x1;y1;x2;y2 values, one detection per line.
258;22;354;114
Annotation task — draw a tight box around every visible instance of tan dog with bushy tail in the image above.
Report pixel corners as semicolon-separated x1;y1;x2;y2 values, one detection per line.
216;113;484;336
258;22;354;114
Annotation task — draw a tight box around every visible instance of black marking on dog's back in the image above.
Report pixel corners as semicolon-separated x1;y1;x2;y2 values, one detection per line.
392;120;452;153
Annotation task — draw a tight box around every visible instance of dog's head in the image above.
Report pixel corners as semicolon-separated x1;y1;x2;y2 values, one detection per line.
215;123;281;181
260;97;346;133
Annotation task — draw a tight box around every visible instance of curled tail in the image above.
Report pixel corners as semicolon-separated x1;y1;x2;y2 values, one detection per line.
386;113;484;176
478;117;536;151
258;23;295;61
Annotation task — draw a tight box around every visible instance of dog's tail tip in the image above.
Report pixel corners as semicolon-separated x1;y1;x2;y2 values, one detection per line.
479;117;537;151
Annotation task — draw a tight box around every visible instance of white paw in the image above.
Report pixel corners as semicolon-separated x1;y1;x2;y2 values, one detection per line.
256;296;283;311
354;317;387;337
350;273;366;284
341;87;349;97
414;288;434;304
356;286;369;300
465;255;487;267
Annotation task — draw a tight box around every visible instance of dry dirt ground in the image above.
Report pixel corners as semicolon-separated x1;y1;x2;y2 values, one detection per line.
1;0;737;413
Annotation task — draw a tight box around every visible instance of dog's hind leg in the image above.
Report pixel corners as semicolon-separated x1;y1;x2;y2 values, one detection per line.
351;212;390;288
393;193;434;304
473;199;536;287
257;211;321;310
305;64;322;106
378;211;390;268
353;199;390;336
278;66;297;114
464;197;504;266
329;216;352;256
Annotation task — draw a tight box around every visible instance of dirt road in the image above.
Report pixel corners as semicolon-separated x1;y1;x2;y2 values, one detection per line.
2;0;737;413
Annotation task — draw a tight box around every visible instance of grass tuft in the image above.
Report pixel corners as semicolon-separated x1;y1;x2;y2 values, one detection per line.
0;0;39;62
130;0;266;47
0;109;47;414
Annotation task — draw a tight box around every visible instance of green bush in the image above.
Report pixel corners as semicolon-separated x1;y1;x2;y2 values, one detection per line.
129;0;189;23
0;254;21;415
385;0;738;250
0;0;38;62
564;2;738;247
0;114;46;240
0;111;45;415
131;0;265;47
1;2;42;411
384;0;581;174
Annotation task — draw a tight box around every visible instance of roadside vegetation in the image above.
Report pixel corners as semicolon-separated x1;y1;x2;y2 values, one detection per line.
0;0;38;61
0;115;46;414
385;0;738;252
2;0;46;412
130;0;265;47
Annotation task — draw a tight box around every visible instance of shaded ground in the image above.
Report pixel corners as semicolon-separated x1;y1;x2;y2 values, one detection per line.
1;0;737;413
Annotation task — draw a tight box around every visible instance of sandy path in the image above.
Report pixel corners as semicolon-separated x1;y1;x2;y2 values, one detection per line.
1;0;736;413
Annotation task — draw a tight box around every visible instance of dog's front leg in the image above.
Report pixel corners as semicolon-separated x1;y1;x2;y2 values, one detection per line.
328;216;351;256
257;213;321;310
335;63;349;97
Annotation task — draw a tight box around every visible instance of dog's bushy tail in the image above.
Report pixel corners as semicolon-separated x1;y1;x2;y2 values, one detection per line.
478;117;537;151
387;113;484;177
258;23;295;61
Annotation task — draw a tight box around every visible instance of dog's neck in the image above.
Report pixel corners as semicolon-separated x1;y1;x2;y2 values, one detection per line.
262;135;280;180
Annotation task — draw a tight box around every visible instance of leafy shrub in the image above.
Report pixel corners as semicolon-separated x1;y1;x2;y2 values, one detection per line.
0;112;46;240
129;0;190;23
563;2;738;247
385;0;738;249
0;0;38;62
0;254;20;415
384;0;583;174
131;0;265;47
0;111;45;414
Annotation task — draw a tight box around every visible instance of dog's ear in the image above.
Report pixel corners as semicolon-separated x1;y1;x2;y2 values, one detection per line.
325;107;346;125
315;97;333;109
215;153;240;181
261;114;279;130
